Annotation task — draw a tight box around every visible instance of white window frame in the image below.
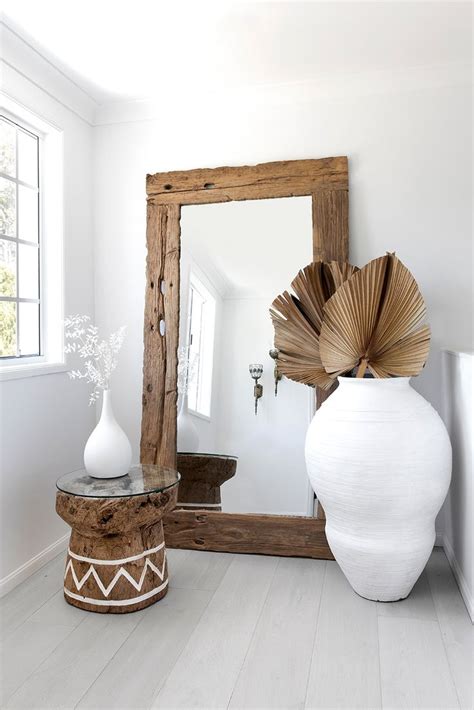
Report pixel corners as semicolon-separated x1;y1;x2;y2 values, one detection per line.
1;115;42;359
186;270;217;420
0;95;64;381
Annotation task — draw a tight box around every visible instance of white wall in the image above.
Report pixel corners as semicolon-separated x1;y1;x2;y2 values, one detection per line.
440;350;473;619
93;77;472;471
0;32;95;586
216;298;312;515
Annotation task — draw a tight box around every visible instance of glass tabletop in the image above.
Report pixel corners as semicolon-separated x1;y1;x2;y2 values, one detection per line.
56;465;180;498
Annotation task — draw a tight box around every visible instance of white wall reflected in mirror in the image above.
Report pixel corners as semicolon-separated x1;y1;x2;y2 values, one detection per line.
179;197;315;516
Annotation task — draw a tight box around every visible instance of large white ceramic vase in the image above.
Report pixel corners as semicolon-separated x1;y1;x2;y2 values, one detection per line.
84;389;132;479
305;377;451;602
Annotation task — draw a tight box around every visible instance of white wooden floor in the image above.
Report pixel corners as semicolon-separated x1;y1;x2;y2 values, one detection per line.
0;548;471;710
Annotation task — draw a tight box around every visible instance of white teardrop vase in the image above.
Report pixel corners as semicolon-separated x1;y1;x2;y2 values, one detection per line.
84;389;132;478
177;394;199;453
305;377;452;602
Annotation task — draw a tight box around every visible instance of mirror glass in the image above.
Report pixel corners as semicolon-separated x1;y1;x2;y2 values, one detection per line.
178;197;315;517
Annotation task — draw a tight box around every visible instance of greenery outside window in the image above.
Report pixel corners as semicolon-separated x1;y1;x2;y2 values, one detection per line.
0;115;41;358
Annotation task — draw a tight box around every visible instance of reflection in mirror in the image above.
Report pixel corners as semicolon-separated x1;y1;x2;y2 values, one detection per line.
177;197;315;517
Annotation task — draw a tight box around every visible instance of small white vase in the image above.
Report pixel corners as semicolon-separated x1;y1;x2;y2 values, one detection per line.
305;377;451;602
177;394;199;452
84;389;132;479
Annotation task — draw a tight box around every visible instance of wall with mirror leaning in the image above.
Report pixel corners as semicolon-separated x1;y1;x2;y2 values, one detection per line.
92;76;471;538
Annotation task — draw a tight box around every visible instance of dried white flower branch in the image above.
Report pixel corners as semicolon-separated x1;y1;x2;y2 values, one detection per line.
64;315;126;405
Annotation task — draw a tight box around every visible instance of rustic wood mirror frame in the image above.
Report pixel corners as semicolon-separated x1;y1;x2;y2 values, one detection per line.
141;157;349;559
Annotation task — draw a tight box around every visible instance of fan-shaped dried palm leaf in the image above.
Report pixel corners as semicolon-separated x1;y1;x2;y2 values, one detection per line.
319;254;430;379
270;261;359;389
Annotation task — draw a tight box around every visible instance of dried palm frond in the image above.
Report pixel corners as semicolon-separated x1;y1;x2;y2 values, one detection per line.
319;253;430;379
270;261;359;389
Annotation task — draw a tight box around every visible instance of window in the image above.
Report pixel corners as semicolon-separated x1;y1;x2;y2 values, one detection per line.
0;115;41;358
187;273;216;418
0;98;63;379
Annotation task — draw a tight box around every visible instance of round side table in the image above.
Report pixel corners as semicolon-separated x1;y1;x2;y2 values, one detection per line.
175;453;237;511
56;465;180;614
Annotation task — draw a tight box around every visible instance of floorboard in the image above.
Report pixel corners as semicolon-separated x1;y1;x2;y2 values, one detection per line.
305;561;382;709
376;571;437;621
170;550;234;592
0;590;84;706
166;547;191;570
229;557;326;709
152;554;279;709
378;616;460;709
426;549;473;710
5;609;143;708
77;587;212;710
0;554;64;638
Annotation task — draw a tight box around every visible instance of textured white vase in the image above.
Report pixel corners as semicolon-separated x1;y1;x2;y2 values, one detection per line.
305;377;451;602
177;394;199;452
84;389;132;479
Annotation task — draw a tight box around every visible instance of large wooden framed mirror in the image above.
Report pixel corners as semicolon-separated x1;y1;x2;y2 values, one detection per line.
141;158;348;559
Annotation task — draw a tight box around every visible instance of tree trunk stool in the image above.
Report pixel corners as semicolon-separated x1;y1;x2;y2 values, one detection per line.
175;453;237;511
56;465;180;613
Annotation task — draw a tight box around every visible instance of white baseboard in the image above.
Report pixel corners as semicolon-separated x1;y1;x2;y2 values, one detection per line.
438;534;473;622
0;533;69;598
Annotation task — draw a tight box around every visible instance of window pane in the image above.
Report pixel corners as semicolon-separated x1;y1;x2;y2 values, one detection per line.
197;298;216;417
19;243;39;299
19;301;39;356
18;130;38;186
186;276;216;417
0;120;16;178
0;239;17;297
0;177;16;237
18;184;38;243
0;301;17;356
187;286;204;412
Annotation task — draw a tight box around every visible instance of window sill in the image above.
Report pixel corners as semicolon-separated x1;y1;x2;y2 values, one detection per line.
188;409;211;423
0;361;68;381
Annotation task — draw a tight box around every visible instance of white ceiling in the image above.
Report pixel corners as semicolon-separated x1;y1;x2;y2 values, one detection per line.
2;1;472;107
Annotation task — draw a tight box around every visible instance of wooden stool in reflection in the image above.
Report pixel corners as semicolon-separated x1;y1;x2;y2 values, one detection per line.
175;453;238;511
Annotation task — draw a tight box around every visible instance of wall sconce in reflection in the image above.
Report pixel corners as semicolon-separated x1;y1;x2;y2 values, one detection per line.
249;364;263;415
269;347;282;396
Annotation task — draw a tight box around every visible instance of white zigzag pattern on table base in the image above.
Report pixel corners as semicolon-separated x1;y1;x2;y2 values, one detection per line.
64;549;167;598
63;579;168;607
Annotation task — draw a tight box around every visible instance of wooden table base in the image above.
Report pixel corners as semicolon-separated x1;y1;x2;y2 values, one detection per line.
175;453;237;512
56;486;178;613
